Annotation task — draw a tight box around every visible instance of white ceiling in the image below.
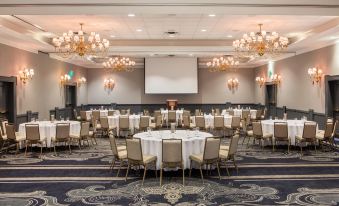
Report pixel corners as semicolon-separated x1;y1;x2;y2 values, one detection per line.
0;0;338;68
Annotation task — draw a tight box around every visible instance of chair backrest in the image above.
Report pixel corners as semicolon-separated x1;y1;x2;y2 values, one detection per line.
242;110;250;119
154;110;161;118
274;122;288;140
108;110;114;116
100;117;109;129
168;110;176;121
92;111;100;121
139;116;150;129
214;116;224;128
182;115;190;128
255;109;262;119
231;116;241;128
162;139;182;163
143;109;150;116
195;116;205;129
228;135;240;156
25;124;40;141
302;122;317;140
252;121;263;137
120;109;127;115
195;109;201;116
80;122;90;137
80;111;87;121
203;137;221;160
183;110;190;117
126;138;143;161
109;134;119;156
215;108;221;116
5;123;16;140
228;110;234;116
155;115;163;127
324;121;334;138
56;123;70;140
91;118;97;132
119;116;129;129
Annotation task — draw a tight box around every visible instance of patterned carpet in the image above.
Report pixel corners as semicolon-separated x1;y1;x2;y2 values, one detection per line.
1;136;339;206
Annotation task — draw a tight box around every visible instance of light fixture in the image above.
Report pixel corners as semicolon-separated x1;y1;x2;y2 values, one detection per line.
128;14;135;17
136;29;143;32
18;68;34;84
233;24;289;57
208;14;216;17
227;78;239;90
255;76;266;87
271;73;282;85
52;23;110;58
201;29;207;32
60;74;71;85
77;77;86;87
206;56;239;72
104;78;115;90
110;35;116;38
307;67;322;85
102;56;136;72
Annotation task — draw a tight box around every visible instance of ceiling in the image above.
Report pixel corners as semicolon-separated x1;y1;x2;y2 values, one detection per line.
0;0;339;68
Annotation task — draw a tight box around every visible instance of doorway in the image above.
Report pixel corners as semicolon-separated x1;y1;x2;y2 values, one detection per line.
65;85;77;108
265;83;277;117
0;76;16;124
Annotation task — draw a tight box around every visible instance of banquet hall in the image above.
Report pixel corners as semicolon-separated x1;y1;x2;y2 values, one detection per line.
1;0;339;205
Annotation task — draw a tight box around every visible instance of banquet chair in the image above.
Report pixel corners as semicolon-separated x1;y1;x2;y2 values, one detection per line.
195;109;201;116
182;115;195;129
189;137;221;183
52;123;72;155
273;122;290;152
247;121;273;149
226;116;241;136
160;139;184;186
100;117;115;137
108;110;115;116
71;122;91;148
195;116;206;131
214;116;226;137
183;110;191;117
219;135;240;176
296;122;317;155
25;124;47;158
226;109;234;116
167;110;177;127
151;115;163;130
316;120;336;149
73;109;81;121
215;108;221;116
139;116;150;132
242;110;250;120
109;134;127;177
90;118;101;142
119;116;130;137
255;109;263;120
80;111;88;121
125;138;157;185
92;110;100;122
4;124;25;155
120;109;127;115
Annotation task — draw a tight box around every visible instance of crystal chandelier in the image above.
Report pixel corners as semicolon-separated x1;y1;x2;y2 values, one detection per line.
206;56;239;72
52;23;110;58
227;78;239;90
102;56;136;72
255;76;266;88
308;67;322;85
18;68;34;84
233;24;289;57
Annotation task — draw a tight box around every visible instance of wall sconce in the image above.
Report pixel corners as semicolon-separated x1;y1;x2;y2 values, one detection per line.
308;67;322;85
255;76;265;88
77;77;87;87
227;78;239;90
18;68;34;84
60;74;71;85
104;78;115;90
271;73;282;85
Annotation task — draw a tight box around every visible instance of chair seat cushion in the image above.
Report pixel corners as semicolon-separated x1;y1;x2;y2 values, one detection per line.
15;135;26;142
70;135;80;139
295;135;303;141
117;145;126;151
247;130;253;136
220;145;229;150
190;123;196;128
89;131;94;136
219;149;229;159
189;154;203;164
118;150;127;159
263;133;273;139
149;123;156;128
143;154;157;164
225;125;232;129
96;124;101;129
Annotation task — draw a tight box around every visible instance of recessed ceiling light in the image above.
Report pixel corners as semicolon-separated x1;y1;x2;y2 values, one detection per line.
136;29;143;32
110;35;116;38
226;35;233;38
128;14;135;17
208;14;216;17
201;29;207;32
189;54;194;56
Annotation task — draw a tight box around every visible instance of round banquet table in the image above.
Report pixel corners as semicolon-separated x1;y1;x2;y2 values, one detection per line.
107;114;151;134
18;121;81;148
161;109;184;125
191;114;233;129
133;130;213;169
261;119;318;145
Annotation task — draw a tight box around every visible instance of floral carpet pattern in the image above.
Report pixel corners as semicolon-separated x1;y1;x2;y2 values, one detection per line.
1;137;339;205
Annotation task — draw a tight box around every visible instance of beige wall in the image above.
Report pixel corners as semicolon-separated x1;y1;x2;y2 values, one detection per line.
87;66;255;104
0;43;88;119
254;43;339;113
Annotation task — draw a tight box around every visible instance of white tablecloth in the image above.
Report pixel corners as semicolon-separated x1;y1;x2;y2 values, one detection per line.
161;109;184;125
18;121;81;147
108;115;150;134
261;119;318;145
134;130;213;169
191;114;233;129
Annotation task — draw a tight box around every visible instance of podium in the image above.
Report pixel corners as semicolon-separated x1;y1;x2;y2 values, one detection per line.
166;99;178;110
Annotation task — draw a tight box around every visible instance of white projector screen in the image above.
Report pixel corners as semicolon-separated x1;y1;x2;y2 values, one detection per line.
145;57;198;94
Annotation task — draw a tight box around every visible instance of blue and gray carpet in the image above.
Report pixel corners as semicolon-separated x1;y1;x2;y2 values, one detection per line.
1;137;339;205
